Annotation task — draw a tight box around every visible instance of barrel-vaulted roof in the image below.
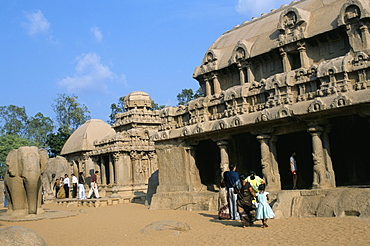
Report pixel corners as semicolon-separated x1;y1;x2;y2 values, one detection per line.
194;0;358;78
61;119;115;155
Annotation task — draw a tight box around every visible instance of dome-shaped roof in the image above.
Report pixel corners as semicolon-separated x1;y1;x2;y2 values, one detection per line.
61;119;115;155
124;91;152;110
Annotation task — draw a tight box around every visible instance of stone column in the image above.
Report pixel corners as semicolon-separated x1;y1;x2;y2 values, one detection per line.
360;24;370;50
185;146;203;191
298;41;309;68
257;134;280;190
213;74;221;95
269;135;281;190
246;62;254;83
322;126;336;187
280;47;291;72
205;78;211;96
100;156;107;185
217;140;229;177
308;124;331;189
238;63;245;85
122;153;132;186
113;153;121;185
109;155;114;185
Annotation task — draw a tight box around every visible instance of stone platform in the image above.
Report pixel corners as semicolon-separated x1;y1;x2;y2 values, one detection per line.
44;196;137;208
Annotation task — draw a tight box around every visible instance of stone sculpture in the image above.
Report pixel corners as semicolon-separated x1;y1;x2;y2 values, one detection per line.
4;146;48;217
42;156;69;199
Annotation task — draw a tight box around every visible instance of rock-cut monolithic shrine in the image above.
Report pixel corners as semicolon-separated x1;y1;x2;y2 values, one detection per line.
60;0;370;218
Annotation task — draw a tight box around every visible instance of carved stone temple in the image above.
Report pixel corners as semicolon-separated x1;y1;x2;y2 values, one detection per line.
62;0;370;215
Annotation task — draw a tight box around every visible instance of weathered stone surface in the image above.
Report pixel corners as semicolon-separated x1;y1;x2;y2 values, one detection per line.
42;156;69;199
141;220;191;234
0;226;48;246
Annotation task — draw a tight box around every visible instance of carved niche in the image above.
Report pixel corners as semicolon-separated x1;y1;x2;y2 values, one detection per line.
277;7;310;46
308;98;327;113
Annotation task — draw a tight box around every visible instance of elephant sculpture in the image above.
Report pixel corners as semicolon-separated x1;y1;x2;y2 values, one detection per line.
42;156;69;199
4;146;48;217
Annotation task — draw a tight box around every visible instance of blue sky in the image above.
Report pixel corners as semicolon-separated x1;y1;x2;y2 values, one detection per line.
0;0;291;124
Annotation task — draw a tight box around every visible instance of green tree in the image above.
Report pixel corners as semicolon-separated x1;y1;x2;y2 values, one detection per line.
26;112;54;148
0;105;28;136
151;100;166;110
52;93;91;131
176;87;204;106
46;126;71;157
108;96;126;124
0;134;35;178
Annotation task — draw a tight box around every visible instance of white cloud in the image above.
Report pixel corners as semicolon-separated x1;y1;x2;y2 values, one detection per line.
91;26;103;42
235;0;289;16
58;53;126;93
22;10;50;36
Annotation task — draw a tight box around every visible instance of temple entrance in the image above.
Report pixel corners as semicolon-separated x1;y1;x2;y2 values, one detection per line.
276;131;313;190
229;133;261;177
329;115;370;186
196;139;220;189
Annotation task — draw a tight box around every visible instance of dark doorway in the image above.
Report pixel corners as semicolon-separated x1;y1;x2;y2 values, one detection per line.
329;115;370;186
276;131;313;189
196;139;220;189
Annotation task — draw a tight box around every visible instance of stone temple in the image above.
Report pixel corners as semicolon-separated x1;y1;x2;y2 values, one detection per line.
61;0;370;216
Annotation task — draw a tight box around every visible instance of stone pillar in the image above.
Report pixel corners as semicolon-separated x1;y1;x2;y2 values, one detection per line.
113;153;121;185
246;62;254;83
213;74;221;95
257;134;280;191
360;24;370;50
122;153;132;186
322;126;336;187
205;78;211;96
308;124;332;189
280;47;291;72
109;155;114;185
100;156;107;185
148;151;158;174
217;140;229;177
238;63;245;85
185;146;203;191
269;135;281;190
298;41;309;68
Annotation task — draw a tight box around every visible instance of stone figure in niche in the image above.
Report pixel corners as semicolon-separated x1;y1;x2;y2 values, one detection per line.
236;47;246;61
4;146;48;217
345;5;360;21
284;11;297;32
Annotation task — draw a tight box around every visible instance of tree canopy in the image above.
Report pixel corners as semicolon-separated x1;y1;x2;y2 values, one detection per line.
176;88;203;106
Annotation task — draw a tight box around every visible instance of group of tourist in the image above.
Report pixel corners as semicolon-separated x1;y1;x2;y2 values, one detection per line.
53;171;100;200
219;164;275;228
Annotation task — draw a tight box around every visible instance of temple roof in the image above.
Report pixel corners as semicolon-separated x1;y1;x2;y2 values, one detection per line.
193;0;354;78
61;119;115;155
124;91;152;110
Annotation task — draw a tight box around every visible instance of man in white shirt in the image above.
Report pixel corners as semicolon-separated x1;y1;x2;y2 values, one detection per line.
71;174;78;198
63;174;70;198
290;152;298;189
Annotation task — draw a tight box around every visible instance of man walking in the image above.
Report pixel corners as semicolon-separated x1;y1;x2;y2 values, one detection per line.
78;172;86;200
224;164;240;220
71;174;78;198
290;152;298;189
87;171;100;199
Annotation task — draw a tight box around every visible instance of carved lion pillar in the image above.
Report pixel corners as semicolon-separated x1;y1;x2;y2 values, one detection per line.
217;140;229;178
212;73;221;95
308;124;332;189
257;134;280;191
100;156;107;185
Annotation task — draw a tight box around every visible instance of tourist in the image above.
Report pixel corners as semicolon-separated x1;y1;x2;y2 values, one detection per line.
245;170;265;207
57;177;66;199
87;171;100;199
3;189;8;208
255;183;275;228
71;174;78;198
224;164;240;220
63;174;70;198
234;174;256;227
290;152;298;189
78;172;86;200
54;178;60;198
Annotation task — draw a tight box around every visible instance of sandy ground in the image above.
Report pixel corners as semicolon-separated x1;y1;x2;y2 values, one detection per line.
1;202;370;246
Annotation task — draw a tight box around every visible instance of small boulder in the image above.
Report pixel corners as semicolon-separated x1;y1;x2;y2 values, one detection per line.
0;226;48;246
141;220;191;234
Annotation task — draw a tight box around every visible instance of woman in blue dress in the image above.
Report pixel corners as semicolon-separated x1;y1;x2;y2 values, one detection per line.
255;183;275;228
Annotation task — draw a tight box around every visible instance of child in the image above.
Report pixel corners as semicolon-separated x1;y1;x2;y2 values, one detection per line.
255;183;275;228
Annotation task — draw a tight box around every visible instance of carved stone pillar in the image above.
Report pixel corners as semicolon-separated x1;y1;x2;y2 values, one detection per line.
238;63;245;85
100;156;107;185
298;41;309;68
213;74;221;95
269;135;281;190
113;153;121;185
109;155;114;185
280;47;291;72
217;140;229;177
185;146;203;191
122;153;132;186
360;24;370;51
246;62;254;83
257;134;280;191
308;124;331;189
322;126;336;187
205;78;211;96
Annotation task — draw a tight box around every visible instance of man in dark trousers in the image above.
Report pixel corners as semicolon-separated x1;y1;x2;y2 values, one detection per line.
224;164;240;220
63;174;70;198
71;173;78;198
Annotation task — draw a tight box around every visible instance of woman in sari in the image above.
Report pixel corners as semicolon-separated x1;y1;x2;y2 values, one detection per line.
57;177;66;199
234;174;257;227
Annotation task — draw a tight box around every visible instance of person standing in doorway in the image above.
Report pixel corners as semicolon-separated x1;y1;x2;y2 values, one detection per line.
224;164;240;220
78;172;86;200
63;174;70;198
87;171;100;199
71;174;78;198
290;152;298;189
